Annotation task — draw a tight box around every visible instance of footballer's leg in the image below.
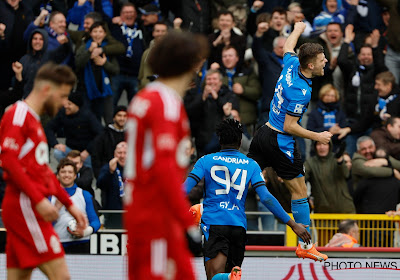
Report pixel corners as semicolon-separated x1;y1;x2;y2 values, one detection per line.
205;252;228;280
38;257;70;280
284;177;327;262
7;268;33;280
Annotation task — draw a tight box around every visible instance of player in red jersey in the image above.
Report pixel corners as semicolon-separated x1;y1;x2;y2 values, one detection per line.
0;63;88;280
124;31;208;280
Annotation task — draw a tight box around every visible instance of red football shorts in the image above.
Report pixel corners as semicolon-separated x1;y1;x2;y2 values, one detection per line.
2;193;65;269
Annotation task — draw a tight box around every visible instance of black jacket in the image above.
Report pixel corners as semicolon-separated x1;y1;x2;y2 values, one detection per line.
75;166;94;196
0;80;23;120
195;85;239;154
45;108;103;154
92;124;126;178
0;0;33;89
338;42;387;133
354;176;400;214
97;163;123;210
252;36;283;113
20;29;71;97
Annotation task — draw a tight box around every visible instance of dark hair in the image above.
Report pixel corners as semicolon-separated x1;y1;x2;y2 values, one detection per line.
67;150;81;159
338;219;357;234
57;158;77;174
256;12;271;25
271;7;287;18
121;2;136;12
375;71;396;85
298;43;324;70
222;45;238;56
154;20;168;28
387;116;400;127
49;11;64;23
148;31;209;78
359;43;373;52
89;21;107;33
85;12;103;23
218;10;234;20
326;22;343;32
216;119;243;147
34;63;76;88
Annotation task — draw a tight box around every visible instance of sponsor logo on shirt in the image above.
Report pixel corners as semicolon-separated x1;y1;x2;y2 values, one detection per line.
3;137;19;151
157;133;176;150
302;89;307;96
130;97;150;118
286;65;294;87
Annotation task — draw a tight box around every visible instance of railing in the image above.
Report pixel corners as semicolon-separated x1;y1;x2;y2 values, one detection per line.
2;210;400;248
286;213;400;247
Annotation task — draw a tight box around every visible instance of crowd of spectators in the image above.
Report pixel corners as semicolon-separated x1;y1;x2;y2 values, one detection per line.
1;0;400;235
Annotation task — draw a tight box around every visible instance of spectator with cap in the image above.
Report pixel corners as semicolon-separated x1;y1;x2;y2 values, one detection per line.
138;21;168;89
45;90;103;168
92;105;127;178
139;3;162;47
97;141;127;228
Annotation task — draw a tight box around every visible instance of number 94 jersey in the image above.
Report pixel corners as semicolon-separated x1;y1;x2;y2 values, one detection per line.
269;52;312;132
187;149;265;229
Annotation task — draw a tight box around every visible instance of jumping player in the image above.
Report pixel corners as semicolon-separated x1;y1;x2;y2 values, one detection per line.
0;63;88;280
185;119;312;280
124;31;209;280
248;22;332;261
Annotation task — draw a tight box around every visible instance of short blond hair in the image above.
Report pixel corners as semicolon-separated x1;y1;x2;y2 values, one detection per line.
319;84;340;101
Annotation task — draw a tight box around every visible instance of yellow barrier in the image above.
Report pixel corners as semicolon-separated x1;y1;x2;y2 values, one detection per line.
286;214;400;247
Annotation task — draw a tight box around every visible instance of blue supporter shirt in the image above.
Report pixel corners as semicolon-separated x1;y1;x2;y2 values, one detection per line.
185;149;265;230
269;52;312;132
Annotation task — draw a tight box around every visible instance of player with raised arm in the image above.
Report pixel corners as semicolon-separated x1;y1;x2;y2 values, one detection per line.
185;119;312;280
248;22;332;261
124;31;209;280
0;63;88;280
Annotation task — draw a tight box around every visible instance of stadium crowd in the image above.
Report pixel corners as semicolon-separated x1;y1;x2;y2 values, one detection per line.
1;0;400;236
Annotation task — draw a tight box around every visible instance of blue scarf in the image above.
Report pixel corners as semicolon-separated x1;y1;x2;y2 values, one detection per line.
226;68;236;90
116;167;124;197
121;23;141;57
375;94;398;113
84;39;113;100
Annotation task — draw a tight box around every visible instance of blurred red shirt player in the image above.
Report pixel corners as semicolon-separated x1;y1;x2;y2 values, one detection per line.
124;32;208;280
0;63;87;280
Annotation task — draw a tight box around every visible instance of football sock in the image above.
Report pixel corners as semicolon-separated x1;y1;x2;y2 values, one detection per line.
211;273;230;280
291;198;311;246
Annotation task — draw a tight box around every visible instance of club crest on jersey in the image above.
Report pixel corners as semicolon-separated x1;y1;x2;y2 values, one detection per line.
176;136;191;168
130;97;150;118
35;142;49;165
